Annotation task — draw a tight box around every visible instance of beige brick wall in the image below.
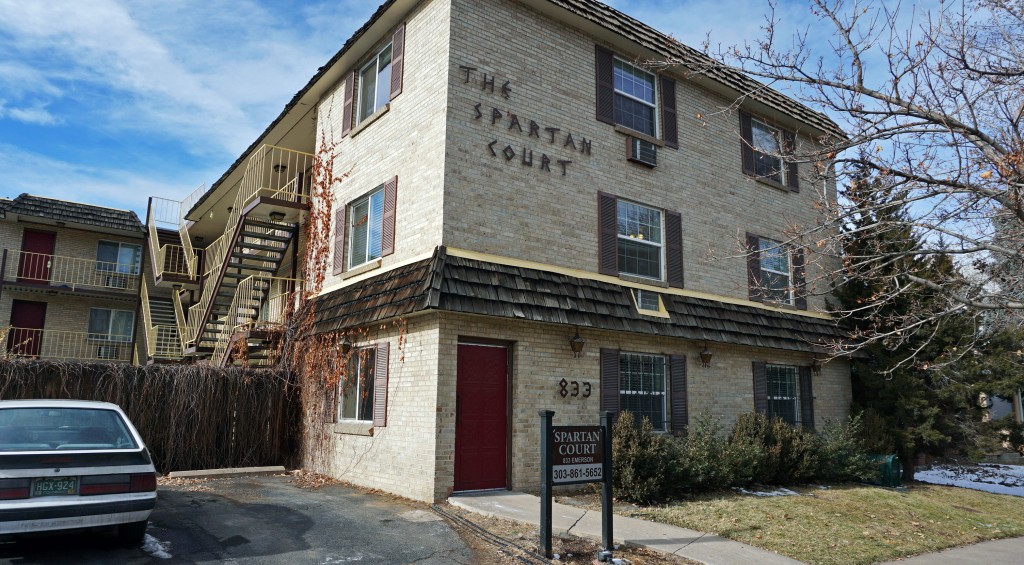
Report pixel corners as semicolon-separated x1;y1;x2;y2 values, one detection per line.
311;315;441;502
315;0;452;296
443;0;838;311
436;312;850;496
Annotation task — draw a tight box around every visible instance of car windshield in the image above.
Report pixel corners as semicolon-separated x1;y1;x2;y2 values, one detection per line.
0;407;138;451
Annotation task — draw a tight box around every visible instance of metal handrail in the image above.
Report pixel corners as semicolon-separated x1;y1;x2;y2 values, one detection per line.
3;250;140;292
210;275;303;365
4;326;133;363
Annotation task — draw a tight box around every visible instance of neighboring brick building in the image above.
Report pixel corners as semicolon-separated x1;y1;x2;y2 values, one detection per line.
0;194;146;364
148;0;851;502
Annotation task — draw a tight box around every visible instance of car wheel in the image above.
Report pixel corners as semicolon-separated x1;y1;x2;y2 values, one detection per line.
117;520;148;546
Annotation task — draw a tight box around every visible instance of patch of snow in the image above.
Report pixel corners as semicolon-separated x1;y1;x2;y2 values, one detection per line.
142;534;172;559
734;487;800;497
915;464;1024;497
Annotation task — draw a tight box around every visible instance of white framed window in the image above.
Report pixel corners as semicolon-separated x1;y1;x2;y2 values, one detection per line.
759;238;792;304
87;308;134;342
617;200;663;280
96;241;141;275
613;58;657;137
357;43;393;123
619;353;667;431
750;118;786;184
766;365;799;425
339;347;376;422
347;186;385;269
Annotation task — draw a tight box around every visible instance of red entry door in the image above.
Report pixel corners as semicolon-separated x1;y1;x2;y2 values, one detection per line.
8;300;47;357
454;343;509;491
18;229;56;283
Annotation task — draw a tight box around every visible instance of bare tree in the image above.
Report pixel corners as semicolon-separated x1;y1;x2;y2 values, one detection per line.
661;0;1024;367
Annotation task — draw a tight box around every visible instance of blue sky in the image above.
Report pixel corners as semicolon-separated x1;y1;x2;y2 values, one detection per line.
0;0;830;219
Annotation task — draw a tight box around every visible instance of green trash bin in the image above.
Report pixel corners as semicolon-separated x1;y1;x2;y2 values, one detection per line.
867;454;902;487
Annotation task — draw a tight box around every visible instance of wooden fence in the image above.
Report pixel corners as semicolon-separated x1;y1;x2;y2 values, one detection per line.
0;360;298;473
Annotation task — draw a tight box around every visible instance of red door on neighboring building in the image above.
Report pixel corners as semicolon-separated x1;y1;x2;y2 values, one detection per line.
454;343;509;491
8;300;47;357
17;229;56;283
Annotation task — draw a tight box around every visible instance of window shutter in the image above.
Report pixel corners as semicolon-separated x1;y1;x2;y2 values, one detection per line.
669;354;688;433
660;75;678;149
342;71;355;137
746;232;762;302
665;210;684;288
333;208;347;275
784;130;799;192
792;246;807;310
373;342;389;427
390;23;406;100
752;361;768;414
598;192;618;276
595;45;615;125
381;176;398;257
799;366;814;430
599;348;620;415
739;110;755;176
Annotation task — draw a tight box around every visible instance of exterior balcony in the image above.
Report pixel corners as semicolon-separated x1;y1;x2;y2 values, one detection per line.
4;326;133;363
0;249;141;297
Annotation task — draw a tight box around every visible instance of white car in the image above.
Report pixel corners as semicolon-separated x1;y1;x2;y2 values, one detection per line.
0;399;157;544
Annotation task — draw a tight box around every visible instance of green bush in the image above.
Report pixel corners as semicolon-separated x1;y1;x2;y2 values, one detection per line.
672;412;734;493
856;408;897;454
729;412;818;485
611;411;674;503
813;415;876;482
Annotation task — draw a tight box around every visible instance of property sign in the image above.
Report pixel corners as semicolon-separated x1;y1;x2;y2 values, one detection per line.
551;426;603;485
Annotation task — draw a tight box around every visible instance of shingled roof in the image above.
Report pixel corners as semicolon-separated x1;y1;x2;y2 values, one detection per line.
313;248;843;353
0;194;144;234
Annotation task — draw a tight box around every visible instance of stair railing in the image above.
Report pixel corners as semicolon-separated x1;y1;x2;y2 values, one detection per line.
210;275;303;365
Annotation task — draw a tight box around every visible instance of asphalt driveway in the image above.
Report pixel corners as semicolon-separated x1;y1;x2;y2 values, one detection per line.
0;474;473;564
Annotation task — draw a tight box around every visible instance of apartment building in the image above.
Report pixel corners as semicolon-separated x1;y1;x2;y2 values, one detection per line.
0;194;147;364
145;0;851;502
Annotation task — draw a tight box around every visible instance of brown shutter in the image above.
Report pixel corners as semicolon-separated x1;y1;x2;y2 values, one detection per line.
665;209;683;288
792;246;807;310
381;176;398;257
746;232;762;301
784;130;799;192
752;361;768;414
595;45;615;125
373;342;389;427
660;75;678;149
600;348;620;415
341;71;355;137
598;192;618;276
799;366;814;430
669;354;687;433
333;208;347;275
389;23;405;100
739;110;755;176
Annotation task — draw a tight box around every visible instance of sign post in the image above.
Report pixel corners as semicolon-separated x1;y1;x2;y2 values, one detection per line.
539;410;614;561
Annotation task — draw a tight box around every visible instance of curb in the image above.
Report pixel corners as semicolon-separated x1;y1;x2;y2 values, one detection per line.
166;466;287;479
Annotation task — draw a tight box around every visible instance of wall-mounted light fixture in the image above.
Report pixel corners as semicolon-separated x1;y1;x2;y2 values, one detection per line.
269;211;286;222
569;329;586;358
339;334;353;355
273;164;288;173
811;357;823;375
699;342;713;368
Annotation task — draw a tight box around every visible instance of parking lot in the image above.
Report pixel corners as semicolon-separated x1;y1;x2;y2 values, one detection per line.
0;474;473;564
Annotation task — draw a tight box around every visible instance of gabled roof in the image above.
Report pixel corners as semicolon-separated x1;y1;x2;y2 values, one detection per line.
193;0;842;218
0;194;145;234
312;247;844;353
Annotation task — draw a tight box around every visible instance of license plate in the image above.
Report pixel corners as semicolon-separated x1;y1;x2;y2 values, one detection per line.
32;477;78;497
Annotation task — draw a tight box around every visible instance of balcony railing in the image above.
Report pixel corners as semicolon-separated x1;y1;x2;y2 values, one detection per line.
3;327;133;363
140;277;182;360
2;250;140;293
148;195;198;280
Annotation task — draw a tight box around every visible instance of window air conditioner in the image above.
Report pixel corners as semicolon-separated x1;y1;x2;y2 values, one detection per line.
628;137;657;167
96;345;120;360
104;274;129;289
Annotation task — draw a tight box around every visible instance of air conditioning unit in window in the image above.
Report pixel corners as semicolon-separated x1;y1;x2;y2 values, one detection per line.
96;345;120;360
104;274;129;289
627;137;657;167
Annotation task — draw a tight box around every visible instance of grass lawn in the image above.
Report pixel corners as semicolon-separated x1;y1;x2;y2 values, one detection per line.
597;484;1024;564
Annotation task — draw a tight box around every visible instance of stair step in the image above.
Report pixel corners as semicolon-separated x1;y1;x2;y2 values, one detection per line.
240;231;292;243
232;251;285;262
243;219;294;230
237;241;288;253
226;262;278;272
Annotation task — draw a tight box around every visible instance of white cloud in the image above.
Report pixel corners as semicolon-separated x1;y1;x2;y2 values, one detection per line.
0;101;61;125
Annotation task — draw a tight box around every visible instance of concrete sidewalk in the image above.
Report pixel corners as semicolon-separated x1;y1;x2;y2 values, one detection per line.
877;536;1024;564
448;490;802;565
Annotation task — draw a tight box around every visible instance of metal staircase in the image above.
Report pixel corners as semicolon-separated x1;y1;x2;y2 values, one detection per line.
140;277;183;362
